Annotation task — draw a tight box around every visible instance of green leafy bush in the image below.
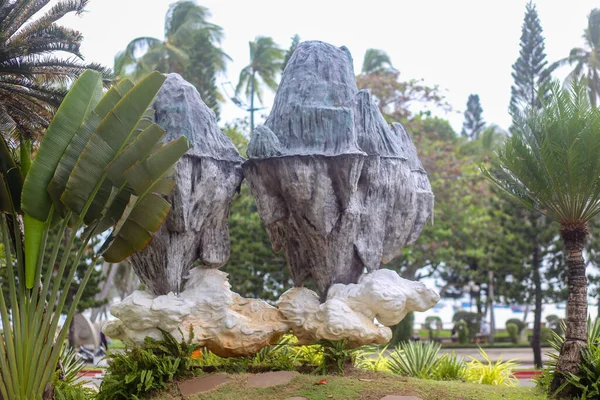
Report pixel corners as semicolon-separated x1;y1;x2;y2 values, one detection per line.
557;343;600;399
452;311;480;341
456;321;469;344
505;318;526;334
464;348;518;386
425;316;443;341
314;339;356;374
353;346;389;373
541;327;553;346
97;328;201;400
432;352;466;381
388;341;441;378
506;323;519;344
536;317;600;397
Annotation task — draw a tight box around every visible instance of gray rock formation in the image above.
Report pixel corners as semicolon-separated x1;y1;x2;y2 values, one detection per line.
243;41;434;301
129;74;244;295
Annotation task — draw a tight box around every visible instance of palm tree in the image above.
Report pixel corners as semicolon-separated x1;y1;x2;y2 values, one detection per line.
0;0;111;161
361;48;396;74
114;1;229;81
236;36;284;132
552;8;600;107
483;81;600;396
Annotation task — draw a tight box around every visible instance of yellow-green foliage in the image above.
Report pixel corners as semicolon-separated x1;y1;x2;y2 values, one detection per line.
464;348;518;386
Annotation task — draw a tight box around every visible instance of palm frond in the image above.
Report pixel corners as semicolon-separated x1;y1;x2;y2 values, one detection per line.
483;80;600;225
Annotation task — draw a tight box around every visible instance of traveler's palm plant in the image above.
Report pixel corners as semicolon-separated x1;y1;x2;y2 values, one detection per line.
483;81;600;394
0;70;189;399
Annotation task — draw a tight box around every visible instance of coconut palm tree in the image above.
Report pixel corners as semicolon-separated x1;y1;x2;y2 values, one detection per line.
0;0;111;158
483;81;600;396
361;48;396;74
236;36;284;131
114;1;228;81
552;8;600;106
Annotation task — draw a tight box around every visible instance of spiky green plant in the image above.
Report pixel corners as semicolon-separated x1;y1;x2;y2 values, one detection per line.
0;70;189;399
464;348;518;386
387;341;441;378
432;352;466;381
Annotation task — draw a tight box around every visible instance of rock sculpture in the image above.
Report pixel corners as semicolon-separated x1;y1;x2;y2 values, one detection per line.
243;41;435;300
128;74;244;295
105;42;439;353
103;268;289;357
277;269;439;346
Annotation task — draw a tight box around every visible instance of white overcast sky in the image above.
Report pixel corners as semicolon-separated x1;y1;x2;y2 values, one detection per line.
58;0;597;134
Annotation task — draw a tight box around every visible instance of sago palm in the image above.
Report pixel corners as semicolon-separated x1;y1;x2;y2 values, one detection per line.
483;81;600;396
236;36;284;131
552;8;600;106
0;0;111;148
114;1;228;81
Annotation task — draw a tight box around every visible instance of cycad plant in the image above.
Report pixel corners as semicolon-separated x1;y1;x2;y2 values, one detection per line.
483;81;600;395
0;0;112;154
0;70;189;399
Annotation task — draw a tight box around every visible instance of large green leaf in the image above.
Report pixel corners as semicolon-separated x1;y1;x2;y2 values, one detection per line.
21;70;103;222
61;72;166;218
48;79;134;216
101;136;190;263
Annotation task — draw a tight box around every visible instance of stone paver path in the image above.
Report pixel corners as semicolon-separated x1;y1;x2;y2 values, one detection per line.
177;373;231;397
247;371;296;387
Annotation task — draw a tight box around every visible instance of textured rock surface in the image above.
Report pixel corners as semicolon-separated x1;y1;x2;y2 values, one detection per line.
277;269;439;346
128;74;244;295
103;269;289;357
244;41;434;299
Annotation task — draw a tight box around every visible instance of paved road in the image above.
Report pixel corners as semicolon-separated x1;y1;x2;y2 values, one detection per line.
439;347;550;369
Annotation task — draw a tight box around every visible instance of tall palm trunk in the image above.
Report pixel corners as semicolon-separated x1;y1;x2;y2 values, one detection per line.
532;239;542;368
551;223;588;394
250;71;256;132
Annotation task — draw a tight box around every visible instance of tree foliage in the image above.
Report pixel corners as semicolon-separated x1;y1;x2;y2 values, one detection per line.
0;0;112;145
114;1;229;117
461;94;485;140
509;1;553;116
552;8;600;107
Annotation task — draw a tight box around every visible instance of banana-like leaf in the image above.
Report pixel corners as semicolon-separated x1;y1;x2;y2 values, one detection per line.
101;136;190;263
61;72;166;217
0;136;22;214
48;79;134;217
106;124;165;187
20;70;102;288
0;174;10;213
21;70;103;222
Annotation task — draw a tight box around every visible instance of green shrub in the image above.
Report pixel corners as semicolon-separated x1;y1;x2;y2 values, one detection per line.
425;316;443;341
464;348;518;386
432;352;466;381
53;379;97;400
353;346;389;373
506;323;519;344
390;311;414;345
541;327;553;346
452;312;481;341
388;341;441;378
97;328;202;400
505;318;526;333
558;343;600;399
315;339;356;374
536;317;600;397
456;321;469;344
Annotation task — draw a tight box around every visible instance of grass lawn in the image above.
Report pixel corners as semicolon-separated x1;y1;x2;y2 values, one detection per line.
153;371;547;400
